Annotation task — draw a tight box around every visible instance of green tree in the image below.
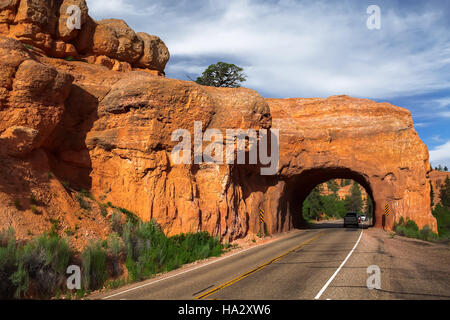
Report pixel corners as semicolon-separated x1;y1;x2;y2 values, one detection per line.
303;185;323;221
430;181;434;208
440;176;450;209
327;180;340;194
445;166;448;172
365;196;373;218
195;62;247;88
344;182;363;213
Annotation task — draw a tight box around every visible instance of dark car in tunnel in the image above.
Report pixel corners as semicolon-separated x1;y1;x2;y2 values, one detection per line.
343;213;359;227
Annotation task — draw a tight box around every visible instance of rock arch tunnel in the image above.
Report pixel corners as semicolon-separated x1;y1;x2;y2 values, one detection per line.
254;96;437;237
0;14;438;244
284;168;375;228
80;79;437;241
6;54;435;242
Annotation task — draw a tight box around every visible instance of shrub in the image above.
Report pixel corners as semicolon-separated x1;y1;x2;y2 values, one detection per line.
0;214;227;297
106;233;124;277
13;199;21;210
81;241;107;291
0;227;15;247
110;212;123;234
394;218;438;242
116;207;139;224
79;189;94;200
122;219;224;282
31;205;40;215
0;229;19;298
61;181;70;189
12;233;73;298
100;204;108;217
65;228;74;237
49;218;60;237
432;204;450;239
30;193;38;205
75;194;91;210
419;225;439;241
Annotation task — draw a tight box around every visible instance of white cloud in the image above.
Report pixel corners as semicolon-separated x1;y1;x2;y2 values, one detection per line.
432;135;444;142
438;111;450;118
434;97;450;108
86;0;450;100
430;141;450;168
164;0;450;98
87;0;135;15
86;0;158;17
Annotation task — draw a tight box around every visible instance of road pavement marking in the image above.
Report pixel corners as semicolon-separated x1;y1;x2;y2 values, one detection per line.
195;232;325;300
100;231;305;300
314;229;363;300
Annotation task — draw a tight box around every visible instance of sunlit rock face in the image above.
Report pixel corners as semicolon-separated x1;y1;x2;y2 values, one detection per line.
0;2;436;247
0;0;169;73
267;96;436;232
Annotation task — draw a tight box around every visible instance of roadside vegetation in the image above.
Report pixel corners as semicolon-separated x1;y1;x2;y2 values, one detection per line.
393;217;438;242
393;176;450;242
0;207;227;299
432;176;450;240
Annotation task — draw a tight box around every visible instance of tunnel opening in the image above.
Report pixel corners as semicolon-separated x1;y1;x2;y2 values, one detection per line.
285;168;376;229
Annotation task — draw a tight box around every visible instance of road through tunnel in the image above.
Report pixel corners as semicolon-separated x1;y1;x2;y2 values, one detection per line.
284;168;375;229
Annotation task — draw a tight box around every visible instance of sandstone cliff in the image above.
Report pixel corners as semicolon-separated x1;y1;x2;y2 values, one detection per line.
0;0;169;73
0;1;437;248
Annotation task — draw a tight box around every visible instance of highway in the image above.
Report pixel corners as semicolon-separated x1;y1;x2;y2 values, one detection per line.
93;220;450;300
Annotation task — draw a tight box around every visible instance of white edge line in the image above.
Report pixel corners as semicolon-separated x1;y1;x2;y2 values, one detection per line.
101;233;297;300
314;229;363;300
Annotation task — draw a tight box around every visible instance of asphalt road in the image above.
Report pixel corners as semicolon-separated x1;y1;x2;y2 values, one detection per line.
94;220;363;300
92;219;450;300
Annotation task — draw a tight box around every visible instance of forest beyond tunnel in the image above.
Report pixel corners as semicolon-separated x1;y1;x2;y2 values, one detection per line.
284;168;376;229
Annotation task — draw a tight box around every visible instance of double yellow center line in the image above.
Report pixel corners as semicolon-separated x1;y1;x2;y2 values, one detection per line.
195;232;324;300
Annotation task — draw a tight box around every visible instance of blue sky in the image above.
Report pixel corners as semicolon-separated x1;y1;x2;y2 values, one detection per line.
86;0;450;168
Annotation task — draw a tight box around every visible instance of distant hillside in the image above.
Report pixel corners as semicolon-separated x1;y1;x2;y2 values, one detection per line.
320;179;369;211
430;171;450;207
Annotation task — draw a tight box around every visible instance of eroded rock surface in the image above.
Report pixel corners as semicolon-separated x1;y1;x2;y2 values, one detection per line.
0;2;437;247
0;0;169;73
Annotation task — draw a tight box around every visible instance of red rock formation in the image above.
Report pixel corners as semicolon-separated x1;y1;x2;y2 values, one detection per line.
0;0;169;73
267;97;437;232
0;1;438;248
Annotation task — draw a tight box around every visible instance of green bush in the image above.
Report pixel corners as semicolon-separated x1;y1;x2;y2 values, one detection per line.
20;234;72;297
0;228;20;298
122;219;224;282
13;199;21;210
419;225;439;241
81;241;107;291
0;232;73;298
432;204;450;239
75;194;91;210
116;207;139;224
106;233;124;277
0;210;226;298
394;218;438;242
